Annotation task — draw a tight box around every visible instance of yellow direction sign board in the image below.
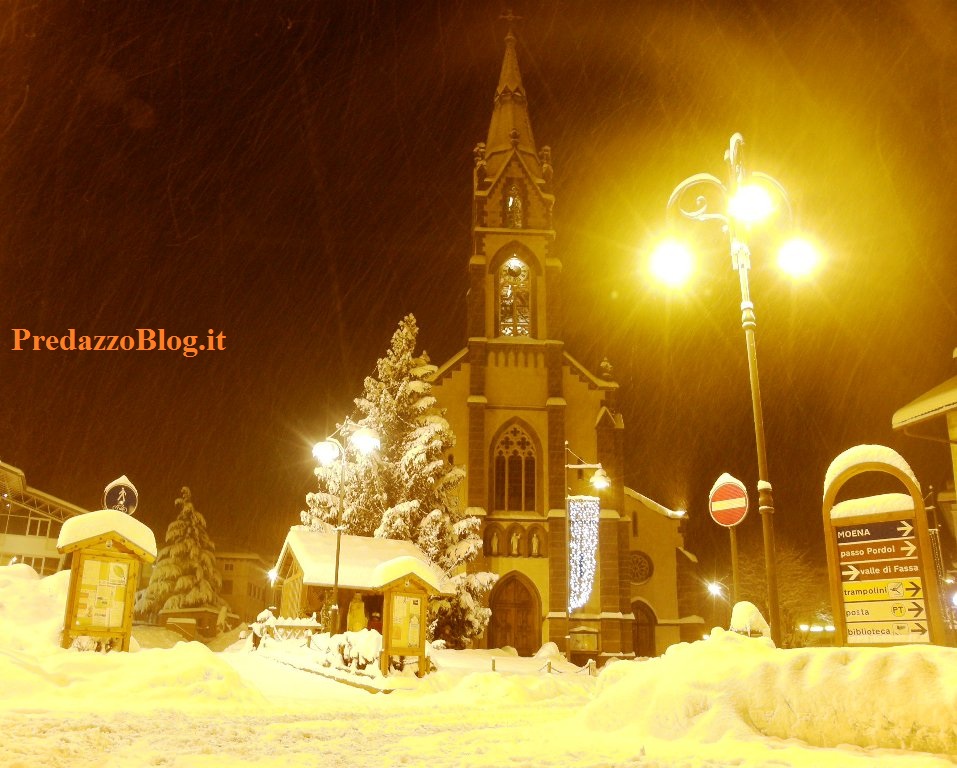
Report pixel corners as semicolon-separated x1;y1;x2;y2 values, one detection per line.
822;446;948;647
841;578;922;603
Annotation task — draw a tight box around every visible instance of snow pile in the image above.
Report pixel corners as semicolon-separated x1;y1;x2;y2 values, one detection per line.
0;564;71;651
729;600;772;638
586;628;957;753
3;563;957;766
303;628;384;673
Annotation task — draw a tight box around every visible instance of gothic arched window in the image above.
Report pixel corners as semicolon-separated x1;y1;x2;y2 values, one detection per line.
493;424;536;512
506;184;523;228
498;257;531;337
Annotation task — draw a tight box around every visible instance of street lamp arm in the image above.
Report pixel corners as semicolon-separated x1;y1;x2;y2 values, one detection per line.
666;172;729;224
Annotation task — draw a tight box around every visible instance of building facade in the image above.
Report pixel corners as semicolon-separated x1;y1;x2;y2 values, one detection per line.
215;550;274;624
1;461;88;575
429;30;699;662
893;350;957;586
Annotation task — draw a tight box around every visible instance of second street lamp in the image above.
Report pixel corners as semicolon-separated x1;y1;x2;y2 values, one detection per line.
652;133;817;646
312;422;380;634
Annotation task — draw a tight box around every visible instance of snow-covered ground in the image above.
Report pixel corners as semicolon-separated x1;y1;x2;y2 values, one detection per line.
2;562;956;768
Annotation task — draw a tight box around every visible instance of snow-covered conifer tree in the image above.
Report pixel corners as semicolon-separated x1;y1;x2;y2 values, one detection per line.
301;315;496;646
136;487;226;620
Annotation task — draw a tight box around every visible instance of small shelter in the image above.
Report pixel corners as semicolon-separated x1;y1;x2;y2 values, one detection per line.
57;509;157;651
273;526;451;675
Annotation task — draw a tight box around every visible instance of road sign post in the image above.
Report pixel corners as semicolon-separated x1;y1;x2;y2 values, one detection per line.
709;473;749;606
822;445;947;647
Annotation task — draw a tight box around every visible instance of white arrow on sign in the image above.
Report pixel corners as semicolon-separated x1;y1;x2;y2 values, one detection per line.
841;563;860;581
896;520;914;538
901;540;917;557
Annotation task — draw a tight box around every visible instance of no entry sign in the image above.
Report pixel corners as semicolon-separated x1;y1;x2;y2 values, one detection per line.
709;473;749;527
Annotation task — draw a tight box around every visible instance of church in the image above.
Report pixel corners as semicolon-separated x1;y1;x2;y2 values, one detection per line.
428;28;700;662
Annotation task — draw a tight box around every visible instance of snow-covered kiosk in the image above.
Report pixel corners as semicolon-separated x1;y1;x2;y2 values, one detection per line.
57;509;157;651
274;526;451;675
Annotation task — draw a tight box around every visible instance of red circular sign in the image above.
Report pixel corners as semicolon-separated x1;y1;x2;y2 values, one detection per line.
709;479;749;527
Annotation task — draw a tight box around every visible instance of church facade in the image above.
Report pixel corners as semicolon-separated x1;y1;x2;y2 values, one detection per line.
429;30;699;661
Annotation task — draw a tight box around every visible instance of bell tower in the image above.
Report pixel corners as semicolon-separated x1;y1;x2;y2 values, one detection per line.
468;27;559;343
428;22;683;664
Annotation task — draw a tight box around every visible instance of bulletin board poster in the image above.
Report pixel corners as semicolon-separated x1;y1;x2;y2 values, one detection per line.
390;593;422;653
75;558;130;630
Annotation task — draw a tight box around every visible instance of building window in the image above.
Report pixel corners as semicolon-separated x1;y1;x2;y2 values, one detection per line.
625;551;655;585
506;184;523;228
27;517;51;538
223;562;234;572
493;425;536;512
498;257;531;337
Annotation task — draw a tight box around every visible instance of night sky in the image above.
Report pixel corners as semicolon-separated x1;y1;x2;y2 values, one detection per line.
3;1;955;576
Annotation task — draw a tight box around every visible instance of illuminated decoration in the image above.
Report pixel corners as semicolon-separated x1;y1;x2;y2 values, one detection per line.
498;256;530;337
567;495;600;612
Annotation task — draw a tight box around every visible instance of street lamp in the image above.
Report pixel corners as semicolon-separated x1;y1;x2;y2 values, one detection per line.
653;133;816;646
312;421;380;634
565;441;610;617
707;580;729;629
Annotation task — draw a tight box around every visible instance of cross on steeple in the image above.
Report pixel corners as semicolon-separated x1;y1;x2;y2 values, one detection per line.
498;9;523;32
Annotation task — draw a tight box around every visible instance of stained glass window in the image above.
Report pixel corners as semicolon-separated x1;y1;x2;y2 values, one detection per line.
498;257;530;337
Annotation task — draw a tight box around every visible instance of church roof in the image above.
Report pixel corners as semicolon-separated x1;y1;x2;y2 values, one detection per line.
485;30;542;179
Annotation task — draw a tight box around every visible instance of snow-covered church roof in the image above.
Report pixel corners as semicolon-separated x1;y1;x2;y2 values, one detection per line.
276;526;450;594
57;509;157;558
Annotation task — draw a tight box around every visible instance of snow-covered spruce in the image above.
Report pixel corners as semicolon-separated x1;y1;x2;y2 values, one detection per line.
302;314;496;647
135;486;227;619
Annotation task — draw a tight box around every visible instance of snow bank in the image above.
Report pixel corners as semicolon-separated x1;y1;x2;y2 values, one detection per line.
586;629;957;753
0;564;71;651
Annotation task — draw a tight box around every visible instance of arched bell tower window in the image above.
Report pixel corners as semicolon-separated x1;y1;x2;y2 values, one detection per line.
493;424;536;512
506;184;523;228
498;256;531;337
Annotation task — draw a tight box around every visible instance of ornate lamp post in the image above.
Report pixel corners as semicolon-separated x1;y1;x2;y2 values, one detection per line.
656;133;816;646
312;421;380;634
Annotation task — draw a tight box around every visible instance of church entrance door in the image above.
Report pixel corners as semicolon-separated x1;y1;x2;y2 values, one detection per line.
632;600;657;657
488;574;539;656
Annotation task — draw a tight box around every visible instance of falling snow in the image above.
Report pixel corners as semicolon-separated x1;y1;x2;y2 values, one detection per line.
1;0;956;703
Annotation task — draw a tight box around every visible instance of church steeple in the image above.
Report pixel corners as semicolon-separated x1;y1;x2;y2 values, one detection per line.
469;24;558;343
484;28;542;179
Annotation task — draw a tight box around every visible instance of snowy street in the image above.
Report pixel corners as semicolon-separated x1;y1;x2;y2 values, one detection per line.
4;650;592;768
3;566;957;768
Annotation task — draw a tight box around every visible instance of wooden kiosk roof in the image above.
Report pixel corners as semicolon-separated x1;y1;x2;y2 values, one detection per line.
57;509;157;561
275;526;451;595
